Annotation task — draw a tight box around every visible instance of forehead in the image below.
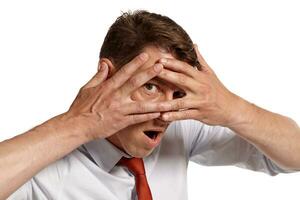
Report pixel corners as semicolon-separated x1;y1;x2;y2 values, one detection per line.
137;45;178;88
140;45;174;71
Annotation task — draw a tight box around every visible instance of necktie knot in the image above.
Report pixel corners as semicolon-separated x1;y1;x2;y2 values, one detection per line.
118;157;145;176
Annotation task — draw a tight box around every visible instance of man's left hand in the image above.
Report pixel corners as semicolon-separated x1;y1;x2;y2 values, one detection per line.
158;44;249;127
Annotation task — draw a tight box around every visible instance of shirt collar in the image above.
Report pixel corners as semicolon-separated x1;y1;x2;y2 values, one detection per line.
82;138;131;173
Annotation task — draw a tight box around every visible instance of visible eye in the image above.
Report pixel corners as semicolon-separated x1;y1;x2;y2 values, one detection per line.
173;90;186;99
143;83;159;94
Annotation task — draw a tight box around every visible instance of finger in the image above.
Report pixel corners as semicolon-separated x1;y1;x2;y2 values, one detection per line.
161;109;199;121
161;99;200;111
193;44;213;73
123;99;199;115
120;63;163;95
159;58;198;78
122;101;168;115
157;69;199;92
82;63;109;89
124;112;161;126
121;99;190;115
106;53;149;90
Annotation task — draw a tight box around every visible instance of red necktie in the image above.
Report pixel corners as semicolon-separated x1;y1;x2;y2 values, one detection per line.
118;157;153;200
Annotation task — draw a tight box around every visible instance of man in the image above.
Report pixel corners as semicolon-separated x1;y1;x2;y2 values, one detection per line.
1;10;300;200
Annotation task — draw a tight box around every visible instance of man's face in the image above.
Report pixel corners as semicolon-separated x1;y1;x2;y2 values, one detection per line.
106;45;182;158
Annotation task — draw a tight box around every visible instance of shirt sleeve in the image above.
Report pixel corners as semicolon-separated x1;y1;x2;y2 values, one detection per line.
7;180;32;200
7;156;66;200
180;119;293;176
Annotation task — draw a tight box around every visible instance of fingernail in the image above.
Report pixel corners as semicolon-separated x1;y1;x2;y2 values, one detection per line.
139;53;148;61
154;63;163;72
101;63;107;71
159;58;167;64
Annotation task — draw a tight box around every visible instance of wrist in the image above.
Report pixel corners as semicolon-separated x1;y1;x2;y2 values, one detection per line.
226;94;257;131
45;112;93;145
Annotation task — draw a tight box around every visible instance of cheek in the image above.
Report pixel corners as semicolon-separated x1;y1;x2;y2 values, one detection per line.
118;124;143;142
130;89;163;101
118;125;144;149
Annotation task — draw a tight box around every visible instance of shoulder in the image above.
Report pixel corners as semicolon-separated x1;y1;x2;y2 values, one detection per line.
165;119;207;140
7;151;78;200
28;150;82;198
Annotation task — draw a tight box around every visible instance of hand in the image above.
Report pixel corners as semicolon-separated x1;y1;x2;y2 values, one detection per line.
157;44;245;127
64;53;173;140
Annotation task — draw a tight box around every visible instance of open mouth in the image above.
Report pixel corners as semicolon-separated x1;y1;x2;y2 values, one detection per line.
143;130;160;140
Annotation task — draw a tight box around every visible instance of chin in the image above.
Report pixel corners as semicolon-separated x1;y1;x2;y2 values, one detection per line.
124;146;155;158
131;151;154;158
109;120;168;158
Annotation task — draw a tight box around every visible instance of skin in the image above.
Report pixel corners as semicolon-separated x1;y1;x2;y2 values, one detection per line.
99;44;300;169
0;53;178;199
156;44;300;170
1;43;299;199
102;45;183;158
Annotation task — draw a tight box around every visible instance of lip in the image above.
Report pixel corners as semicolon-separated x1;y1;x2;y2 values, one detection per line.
142;130;164;149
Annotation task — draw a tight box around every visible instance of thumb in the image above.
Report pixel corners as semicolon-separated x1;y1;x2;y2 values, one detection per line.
82;63;109;89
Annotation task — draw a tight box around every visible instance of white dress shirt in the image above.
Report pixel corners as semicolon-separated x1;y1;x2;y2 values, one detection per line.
8;120;289;200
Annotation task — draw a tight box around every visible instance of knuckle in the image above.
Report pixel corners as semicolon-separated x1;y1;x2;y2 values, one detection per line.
135;55;145;66
178;74;186;84
135;58;143;66
130;53;148;68
119;66;131;76
175;100;185;109
116;113;124;122
136;103;145;112
147;67;157;76
128;77;139;88
157;103;166;111
203;85;211;93
110;91;119;99
160;70;167;76
200;84;210;94
79;85;84;91
127;57;142;70
108;100;120;110
76;89;90;100
108;75;118;88
128;115;139;124
112;113;124;126
112;121;121;131
79;90;89;100
183;111;190;118
78;86;85;94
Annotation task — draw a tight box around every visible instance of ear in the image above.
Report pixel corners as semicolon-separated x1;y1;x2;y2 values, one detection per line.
98;58;117;78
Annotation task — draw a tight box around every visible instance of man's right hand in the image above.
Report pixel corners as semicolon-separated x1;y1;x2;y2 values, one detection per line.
64;52;168;141
0;52;173;199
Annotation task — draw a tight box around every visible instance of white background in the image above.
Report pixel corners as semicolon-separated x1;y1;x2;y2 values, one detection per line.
0;0;299;199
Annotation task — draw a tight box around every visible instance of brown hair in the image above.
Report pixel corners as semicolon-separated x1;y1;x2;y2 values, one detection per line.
99;10;200;69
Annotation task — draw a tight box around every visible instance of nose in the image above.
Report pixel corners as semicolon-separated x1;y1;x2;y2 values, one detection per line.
154;117;170;127
165;90;174;101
